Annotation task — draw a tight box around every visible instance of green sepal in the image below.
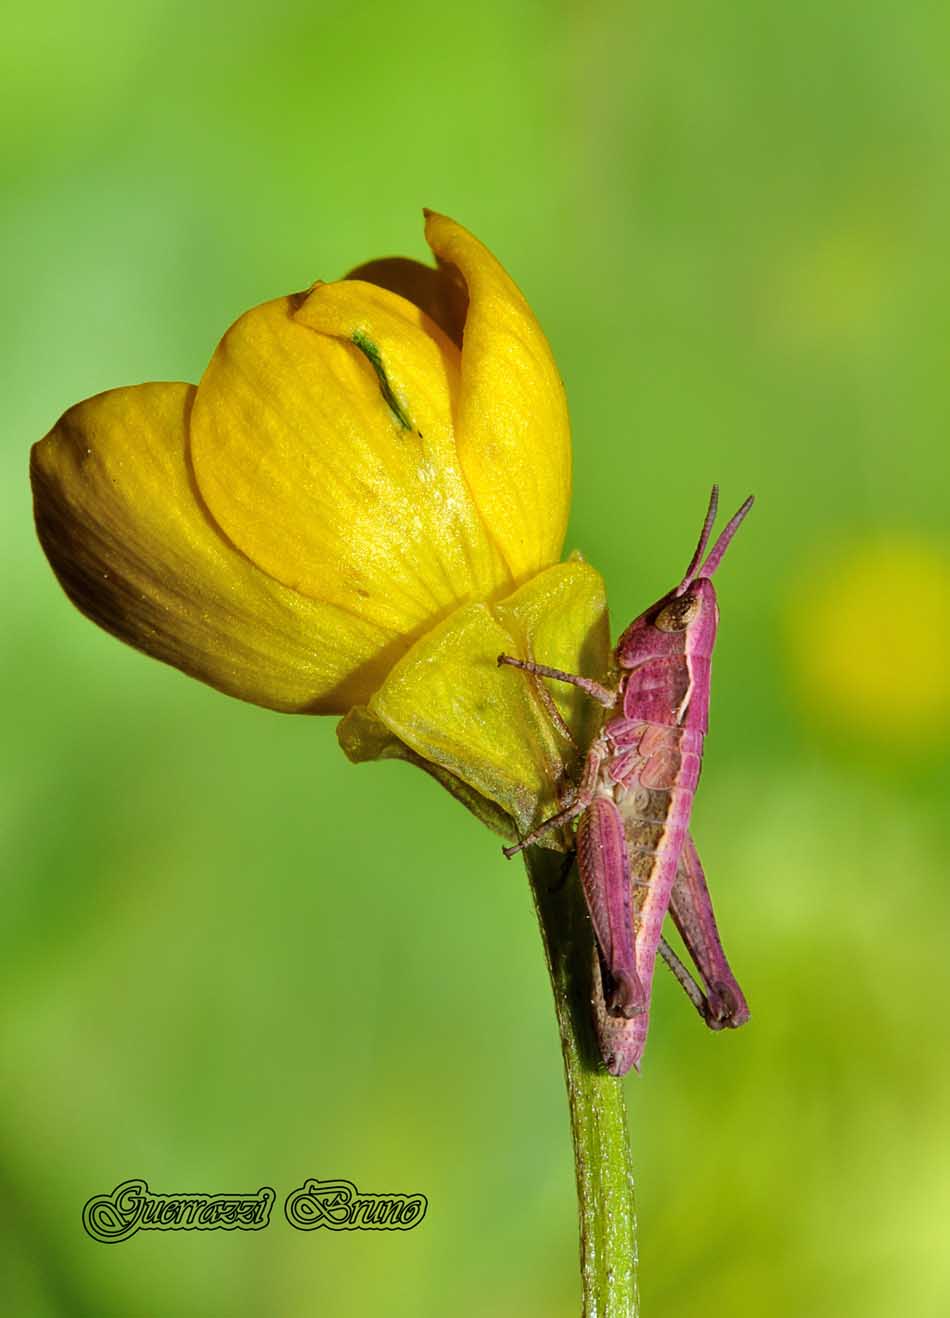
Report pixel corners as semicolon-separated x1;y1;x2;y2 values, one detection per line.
336;560;610;849
337;705;516;840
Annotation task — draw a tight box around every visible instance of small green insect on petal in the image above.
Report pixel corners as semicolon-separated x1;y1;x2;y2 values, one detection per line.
351;330;414;431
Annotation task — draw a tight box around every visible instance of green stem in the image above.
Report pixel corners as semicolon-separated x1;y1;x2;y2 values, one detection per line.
526;847;639;1318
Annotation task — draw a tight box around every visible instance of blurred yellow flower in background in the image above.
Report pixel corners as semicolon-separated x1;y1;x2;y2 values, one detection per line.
787;535;950;745
31;212;605;840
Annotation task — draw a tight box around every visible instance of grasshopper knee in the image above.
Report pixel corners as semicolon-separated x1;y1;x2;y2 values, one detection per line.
707;981;750;1029
609;969;647;1020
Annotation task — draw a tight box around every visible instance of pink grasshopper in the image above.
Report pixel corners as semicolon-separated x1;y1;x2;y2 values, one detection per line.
500;486;752;1074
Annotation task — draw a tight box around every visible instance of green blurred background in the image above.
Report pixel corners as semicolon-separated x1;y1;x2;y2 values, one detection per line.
4;2;949;1314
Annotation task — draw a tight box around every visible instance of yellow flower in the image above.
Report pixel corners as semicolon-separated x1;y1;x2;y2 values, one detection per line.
32;213;607;841
786;535;950;747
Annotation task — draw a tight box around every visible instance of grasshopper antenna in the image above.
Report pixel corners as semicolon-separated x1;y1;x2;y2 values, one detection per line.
676;484;720;595
700;494;755;579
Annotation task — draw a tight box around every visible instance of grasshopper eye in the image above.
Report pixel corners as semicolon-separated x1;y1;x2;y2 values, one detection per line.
654;594;700;632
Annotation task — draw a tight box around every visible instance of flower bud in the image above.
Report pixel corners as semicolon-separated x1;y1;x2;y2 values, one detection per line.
31;213;603;841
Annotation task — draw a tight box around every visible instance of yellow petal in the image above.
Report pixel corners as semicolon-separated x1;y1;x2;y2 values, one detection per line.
338;560;609;842
190;283;511;639
31;382;394;713
424;211;572;583
493;555;610;750
345;256;467;347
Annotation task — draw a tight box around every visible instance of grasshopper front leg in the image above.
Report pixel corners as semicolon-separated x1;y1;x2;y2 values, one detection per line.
497;654;616;707
502;738;607;857
497;650;616;855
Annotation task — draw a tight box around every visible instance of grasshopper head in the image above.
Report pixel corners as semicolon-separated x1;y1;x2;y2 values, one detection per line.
615;486;753;668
